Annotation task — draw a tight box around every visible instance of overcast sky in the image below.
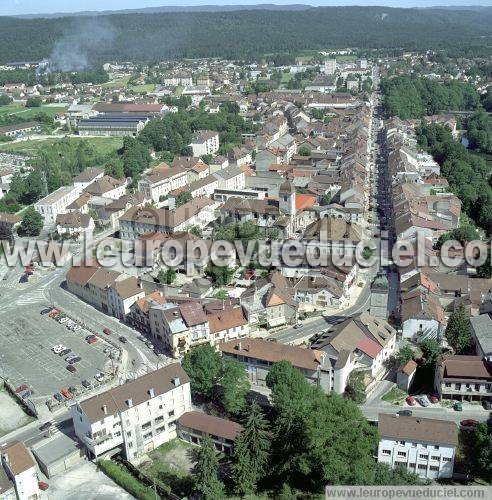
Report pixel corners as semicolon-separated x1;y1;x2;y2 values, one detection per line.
4;0;492;16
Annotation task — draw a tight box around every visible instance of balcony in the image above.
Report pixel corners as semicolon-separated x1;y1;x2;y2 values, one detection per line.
82;433;114;448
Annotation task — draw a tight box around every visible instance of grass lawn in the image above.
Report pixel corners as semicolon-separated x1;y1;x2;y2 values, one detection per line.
280;72;295;84
381;386;407;404
129;84;155;94
101;75;131;89
141;439;194;498
0;104;67;120
0;136;123;157
336;55;357;62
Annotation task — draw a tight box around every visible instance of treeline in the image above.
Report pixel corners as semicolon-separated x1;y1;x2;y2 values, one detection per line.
417;123;492;234
0;67;108;86
0;6;492;62
466;110;492;154
380;75;480;119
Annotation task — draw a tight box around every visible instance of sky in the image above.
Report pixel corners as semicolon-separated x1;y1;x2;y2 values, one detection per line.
3;0;492;16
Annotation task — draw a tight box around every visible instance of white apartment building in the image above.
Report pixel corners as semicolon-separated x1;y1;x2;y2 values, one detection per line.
138;166;188;204
189;130;219;157
72;363;192;461
212;165;245;191
0;441;39;500
34;185;80;225
73;167;104;194
377;413;458;480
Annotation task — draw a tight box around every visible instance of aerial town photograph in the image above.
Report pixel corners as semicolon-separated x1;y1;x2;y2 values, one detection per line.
0;0;490;498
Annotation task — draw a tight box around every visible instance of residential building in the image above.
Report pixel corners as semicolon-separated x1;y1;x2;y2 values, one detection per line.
138;165;188;203
397;359;418;392
240;271;298;328
470;314;492;362
377;413;458;480
66;263;144;320
220;337;333;392
55;211;94;238
311;313;397;395
0;441;39;500
189;130;219;157
119;198;217;239
178;411;243;454
73;168;104;193
34;185;80;226
435;355;492;402
84;175;127;200
71;363;191;460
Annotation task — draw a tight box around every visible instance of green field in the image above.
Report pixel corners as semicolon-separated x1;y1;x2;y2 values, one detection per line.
0;136;123;156
0;103;67;120
101;75;131;89
129;84;155;94
336;55;357;62
280;72;295;84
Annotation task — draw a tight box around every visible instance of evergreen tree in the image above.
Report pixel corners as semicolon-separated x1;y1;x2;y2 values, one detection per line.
192;435;225;500
445;304;472;354
20;206;43;236
232;402;270;495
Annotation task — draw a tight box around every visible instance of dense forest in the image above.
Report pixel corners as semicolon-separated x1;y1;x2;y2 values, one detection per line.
0;6;491;63
380;75;481;119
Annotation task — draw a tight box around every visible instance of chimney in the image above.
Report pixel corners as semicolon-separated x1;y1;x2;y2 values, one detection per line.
236;341;242;351
172;377;180;387
149;388;155;398
127;399;133;408
102;405;107;415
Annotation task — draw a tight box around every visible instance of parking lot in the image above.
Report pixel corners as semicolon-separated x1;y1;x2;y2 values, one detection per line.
0;304;118;404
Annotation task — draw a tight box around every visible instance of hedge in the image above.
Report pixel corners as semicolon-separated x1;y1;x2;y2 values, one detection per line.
98;460;156;500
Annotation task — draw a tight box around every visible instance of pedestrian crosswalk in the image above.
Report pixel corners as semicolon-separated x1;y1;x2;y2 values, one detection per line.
15;289;47;306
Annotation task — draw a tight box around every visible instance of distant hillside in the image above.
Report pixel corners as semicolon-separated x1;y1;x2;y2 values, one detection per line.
1;6;491;65
13;4;311;19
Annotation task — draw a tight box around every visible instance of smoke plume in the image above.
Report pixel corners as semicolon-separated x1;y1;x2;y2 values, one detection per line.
48;17;116;72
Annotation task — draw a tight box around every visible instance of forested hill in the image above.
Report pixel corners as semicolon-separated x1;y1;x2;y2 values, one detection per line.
1;6;492;63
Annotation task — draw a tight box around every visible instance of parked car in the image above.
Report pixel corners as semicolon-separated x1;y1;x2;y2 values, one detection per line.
453;402;463;411
40;308;51;315
137;335;146;342
59;348;71;356
73;325;82;332
397;410;413;417
69;356;81;364
39;421;54;432
428;394;439;404
81;379;92;389
482;399;492;410
66;365;76;373
60;387;73;399
86;335;97;344
406;396;417;406
94;372;104;382
103;328;112;335
68;385;77;394
21;390;33;399
48;309;60;318
59;317;69;324
416;396;430;407
52;345;65;354
460;419;479;430
145;340;153;349
38;482;49;491
15;384;28;394
53;393;63;402
294;323;303;329
119;336;128;343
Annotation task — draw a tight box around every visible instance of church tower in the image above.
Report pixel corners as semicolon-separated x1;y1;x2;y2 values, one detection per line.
279;179;296;217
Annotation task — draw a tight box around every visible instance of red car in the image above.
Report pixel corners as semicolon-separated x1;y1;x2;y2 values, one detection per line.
60;387;73;400
103;328;112;335
49;309;60;318
15;384;28;393
66;365;76;373
86;335;97;344
406;396;417;406
429;394;439;404
460;419;479;429
38;482;49;491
